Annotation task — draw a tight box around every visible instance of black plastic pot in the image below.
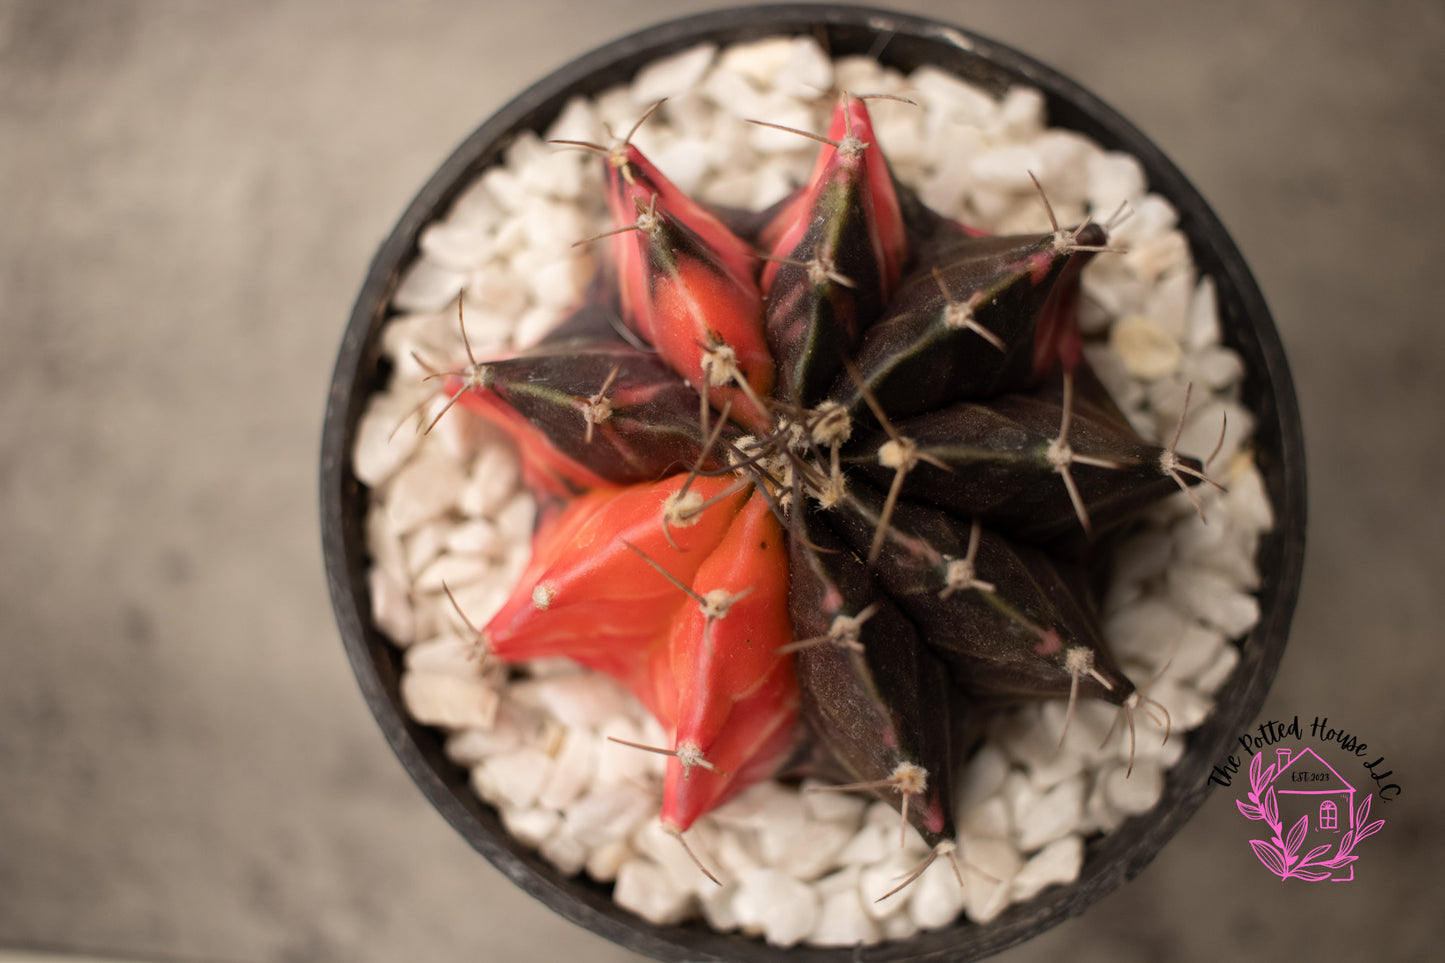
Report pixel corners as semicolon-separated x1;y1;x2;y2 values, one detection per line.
321;5;1306;960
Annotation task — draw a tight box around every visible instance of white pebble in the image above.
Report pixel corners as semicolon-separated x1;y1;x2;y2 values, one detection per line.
436;578;507;637
633;44;718;104
369;567;415;645
960;837;1021;923
1030;129;1096;205
647;137;713;195
1114;193;1178;244
540;827;589;876
403;636;481;677
500;806;559;849
1011;835;1083;901
586;838;633;884
1015;776;1084;852
698;881;742;932
401;671;498;730
529;255;590;311
354;397;422;488
1223;463;1274;533
385;449;466;533
595;718;664;787
719;37;794;85
810;886;881;946
711;825;763;879
1166;564;1261;637
393;258;467;313
537;727;597;811
635;819;714;893
1145;267;1195;340
444;716;524;767
510;305;563;349
414;552;490;594
883;911;920;940
700;63;766;120
1104;596;1191;665
908;850;968;929
614;858;694;926
1194;642;1240;694
1183;345;1246;391
1086;151;1147;216
1165;620;1228;682
754;795;812;867
564;785;655;849
513;672;638;730
1105;760;1165;814
447;175;506;231
772;37;833;98
1187;276;1222;349
801;780;869;825
958;797;1012;840
997;86;1046;139
834;821;890;867
473;747;553;811
1148;678;1213;733
465;264;530;321
403;520;449;577
460;444;521;520
859;849;919;918
542;95;599;145
445;518;503;559
747;95;819;154
494;490;538;543
918;124;985;214
1110;313;1182;380
834;56;905;96
911;65;999;127
419;220;493;273
969;144;1041;192
733;868;820;947
776;819;857;882
956;743;1010;811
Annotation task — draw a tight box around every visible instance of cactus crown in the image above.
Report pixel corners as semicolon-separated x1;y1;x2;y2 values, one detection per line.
427;94;1209;863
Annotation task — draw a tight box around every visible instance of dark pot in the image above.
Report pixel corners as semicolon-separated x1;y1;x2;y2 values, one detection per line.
321;5;1306;960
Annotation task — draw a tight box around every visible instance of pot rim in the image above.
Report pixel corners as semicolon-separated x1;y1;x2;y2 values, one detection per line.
321;5;1306;960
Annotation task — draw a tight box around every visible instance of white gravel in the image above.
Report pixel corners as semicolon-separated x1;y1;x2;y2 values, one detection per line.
354;37;1275;946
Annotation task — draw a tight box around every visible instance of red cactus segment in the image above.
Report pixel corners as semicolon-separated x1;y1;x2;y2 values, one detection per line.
660;489;800;830
603;146;773;430
650;248;774;431
607;144;758;287
759;95;907;302
661;674;798;832
606;195;774;430
450;377;614;498
482;474;749;724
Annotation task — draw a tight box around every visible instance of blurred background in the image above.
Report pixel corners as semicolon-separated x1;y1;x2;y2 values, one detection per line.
1;1;1440;960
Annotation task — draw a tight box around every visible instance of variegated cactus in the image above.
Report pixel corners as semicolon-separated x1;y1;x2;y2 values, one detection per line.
426;94;1208;865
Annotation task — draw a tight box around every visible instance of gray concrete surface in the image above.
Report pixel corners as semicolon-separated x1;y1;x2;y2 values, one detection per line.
1;1;1440;960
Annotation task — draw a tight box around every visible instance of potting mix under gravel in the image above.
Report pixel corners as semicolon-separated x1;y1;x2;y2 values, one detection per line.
353;37;1273;947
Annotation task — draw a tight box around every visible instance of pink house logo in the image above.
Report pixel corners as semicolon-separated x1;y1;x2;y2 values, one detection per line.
1236;746;1384;881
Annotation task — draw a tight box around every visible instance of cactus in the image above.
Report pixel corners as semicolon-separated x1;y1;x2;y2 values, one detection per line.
430;94;1209;869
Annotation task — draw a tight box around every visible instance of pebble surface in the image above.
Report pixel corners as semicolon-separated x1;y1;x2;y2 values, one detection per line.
355;38;1274;947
